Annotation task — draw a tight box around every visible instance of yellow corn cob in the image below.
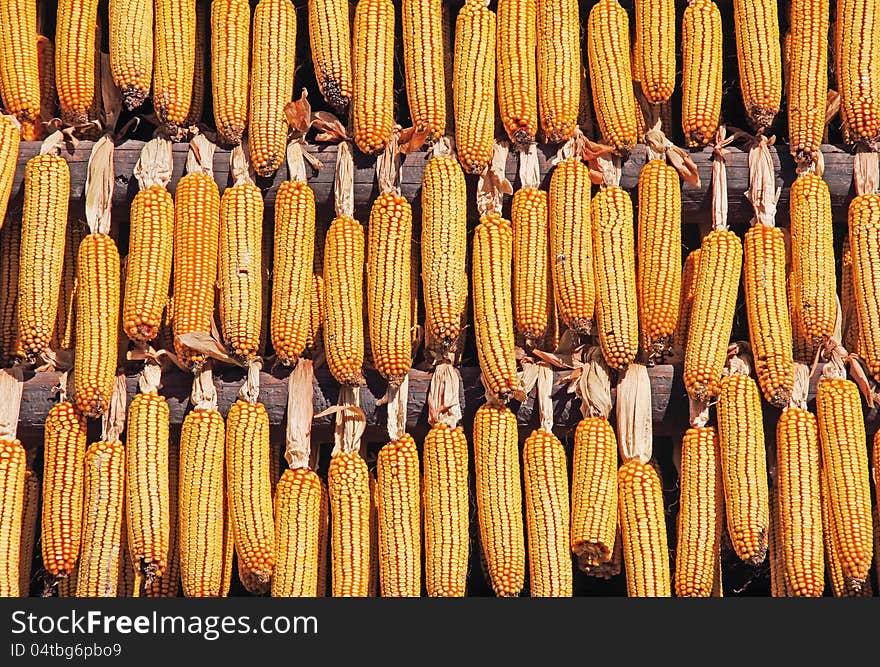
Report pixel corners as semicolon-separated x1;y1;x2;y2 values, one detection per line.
306;273;325;354
32;34;52;129
73;234;120;418
185;0;208;126
237;549;269;595
317;477;329;597
108;0;153;110
675;427;723;597
473;404;525;597
0;0;40;135
226;400;275;584
328;451;371;597
549;158;594;335
123;186;174;343
210;0;250;145
268;438;283;491
815;377;873;589
523;428;571;597
453;0;496;173
836;0;880;143
376;434;421;597
638;160;682;360
367;194;412;384
402;0;446;143
473;214;518;401
423;423;469;597
145;438;180;597
841;238;861;357
271;180;315;364
309;0;352;112
618;459;671;597
497;0;538;148
822;464;872;597
51;220;86;352
0;215;22;365
77;440;125;598
41;402;86;579
352;0;394;155
18;458;38;597
681;0;722;147
126;392;170;584
587;0;640;152
788;256;815;364
0;117;17;230
422;155;468;351
849;194;880;379
173;171;221;369
512;186;550;342
272;467;322;597
178;408;225;597
768;481;791;596
249;0;296;175
117;510;135;597
674;248;701;354
788;0;830;162
0;439;24;597
536;0;579;143
323;216;365;385
776;407;824;596
733;0;782;129
219;182;263;361
154;0;196;126
683;230;743;402
570;418;618;569
591;185;638;370
19;152;70;359
717;373;769;564
634;0;675;104
368;472;379;597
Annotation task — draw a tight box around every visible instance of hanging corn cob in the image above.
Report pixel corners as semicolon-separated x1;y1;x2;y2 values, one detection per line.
634;0;675;105
836;0;880;145
316;477;329;597
145;435;180;597
0;117;18;233
19;133;70;362
73;138;120;419
0;214;22;366
309;0;352;112
536;0;579;144
681;0;722;147
0;368;25;597
849;151;880;379
684;128;743;402
716;345;770;565
154;0;196;129
211;0;250;145
185;0;209;126
840;238;861;357
0;0;41;138
592;156;637;371
587;0;640;153
35;34;54;128
249;0;296;175
401;0;445;144
822;463;872;597
272;361;322;597
674;249;701;356
733;0;782;129
617;365;671;597
352;0;394;155
497;0;537;149
51;220;86;353
108;0;153;110
124;139;174;344
768;479;791;597
788;0;830;164
19;450;38;596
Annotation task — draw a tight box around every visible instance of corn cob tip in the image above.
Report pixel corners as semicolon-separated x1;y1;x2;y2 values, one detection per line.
122;86;148;112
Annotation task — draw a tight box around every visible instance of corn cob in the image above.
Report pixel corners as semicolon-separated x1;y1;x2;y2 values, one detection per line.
591;185;638;370
271;180;315;364
51;221;86;352
717;373;769;564
733;0;782;129
788;0;830;162
634;0;675;105
19;458;38;596
41;402;86;579
822;464;872;597
324;216;365;385
473;215;519;401
423;423;469;597
352;0;394;154
422;154;468;351
776;407;824;596
376;434;421;597
401;0;446;143
368;472;379;597
841;238;861;356
367;193;412;384
210;0;250;145
523;428;571;597
497;0;538;148
33;32;53;127
512;185;550;342
185;0;209;126
638;160;681;361
145;437;180;598
226;400;275;584
0;117;19;231
73;234;120;418
272;468;322;597
683;231;743;402
0;439;24;597
328;451;371;597
681;0;722;146
0;0;41;134
587;0;640;153
768;481;791;597
0;215;22;365
836;0;880;144
309;0;352;112
77;440;125;597
536;0;579;143
306;273;325;355
549;158;594;335
108;0;153;110
618;459;671;597
317;478;329;597
19;152;70;359
453;0;496;173
815;377;873;589
249;0;296;175
675;427;723;597
674;249;701;354
117;510;136;597
219;181;263;362
154;0;196;126
849;193;880;379
473;404;525;597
